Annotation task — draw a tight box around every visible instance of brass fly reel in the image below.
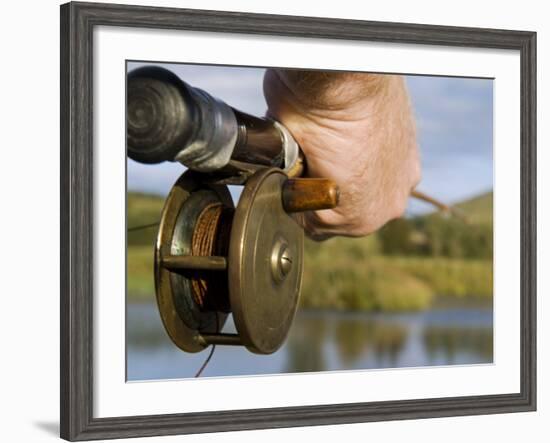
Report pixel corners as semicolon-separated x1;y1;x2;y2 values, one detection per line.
155;167;337;355
127;65;339;355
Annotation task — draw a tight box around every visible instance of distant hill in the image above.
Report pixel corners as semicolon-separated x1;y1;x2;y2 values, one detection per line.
416;191;493;226
454;191;493;225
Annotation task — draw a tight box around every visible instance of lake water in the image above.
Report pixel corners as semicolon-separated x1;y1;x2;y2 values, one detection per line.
127;302;493;381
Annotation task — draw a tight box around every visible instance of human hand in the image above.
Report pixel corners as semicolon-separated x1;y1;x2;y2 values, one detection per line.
263;69;420;240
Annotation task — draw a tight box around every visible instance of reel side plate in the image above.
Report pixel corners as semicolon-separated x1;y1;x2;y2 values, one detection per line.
229;168;304;354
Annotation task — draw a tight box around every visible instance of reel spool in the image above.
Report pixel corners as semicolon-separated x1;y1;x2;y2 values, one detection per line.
155;167;338;355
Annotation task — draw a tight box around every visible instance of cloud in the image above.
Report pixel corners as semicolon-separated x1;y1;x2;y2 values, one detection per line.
407;76;493;156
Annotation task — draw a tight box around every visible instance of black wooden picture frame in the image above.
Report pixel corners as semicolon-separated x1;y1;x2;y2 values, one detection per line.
60;1;536;440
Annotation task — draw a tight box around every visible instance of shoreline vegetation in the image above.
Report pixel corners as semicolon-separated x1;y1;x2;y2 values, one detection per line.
127;191;493;312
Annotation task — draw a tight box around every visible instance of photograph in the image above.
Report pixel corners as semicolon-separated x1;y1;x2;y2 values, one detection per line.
126;61;494;381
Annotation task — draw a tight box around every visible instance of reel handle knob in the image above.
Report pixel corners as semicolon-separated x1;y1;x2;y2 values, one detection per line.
282;178;340;213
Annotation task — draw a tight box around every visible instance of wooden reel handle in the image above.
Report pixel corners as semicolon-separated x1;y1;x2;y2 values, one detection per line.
282;178;340;213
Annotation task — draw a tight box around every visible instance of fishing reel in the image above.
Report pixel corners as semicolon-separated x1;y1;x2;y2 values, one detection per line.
127;66;339;354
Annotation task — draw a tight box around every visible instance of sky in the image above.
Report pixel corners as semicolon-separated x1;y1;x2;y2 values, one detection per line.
127;62;493;214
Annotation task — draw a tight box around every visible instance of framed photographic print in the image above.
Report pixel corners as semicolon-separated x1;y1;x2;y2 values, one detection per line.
60;1;536;441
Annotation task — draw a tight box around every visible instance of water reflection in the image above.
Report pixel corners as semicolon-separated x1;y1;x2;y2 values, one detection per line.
423;326;493;364
127;304;493;380
334;319;373;366
285;316;328;373
371;323;408;367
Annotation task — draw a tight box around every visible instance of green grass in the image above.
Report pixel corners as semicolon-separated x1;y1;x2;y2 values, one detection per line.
386;256;493;297
301;238;492;311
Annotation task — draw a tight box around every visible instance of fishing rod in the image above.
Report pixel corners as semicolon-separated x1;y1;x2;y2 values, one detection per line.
126;66;461;358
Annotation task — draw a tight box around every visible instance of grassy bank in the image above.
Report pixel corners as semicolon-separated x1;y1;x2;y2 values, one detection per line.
126;191;493;310
128;243;492;310
301;250;492;312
